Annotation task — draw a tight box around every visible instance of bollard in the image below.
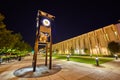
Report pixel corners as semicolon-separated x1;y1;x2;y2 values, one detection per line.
18;56;21;61
95;57;99;66
67;54;70;61
114;54;118;60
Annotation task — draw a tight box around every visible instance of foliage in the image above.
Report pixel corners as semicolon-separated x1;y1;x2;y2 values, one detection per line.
0;13;6;28
108;41;120;54
0;13;32;56
55;49;59;53
84;48;90;54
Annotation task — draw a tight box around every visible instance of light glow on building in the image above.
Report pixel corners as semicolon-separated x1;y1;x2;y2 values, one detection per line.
53;23;120;55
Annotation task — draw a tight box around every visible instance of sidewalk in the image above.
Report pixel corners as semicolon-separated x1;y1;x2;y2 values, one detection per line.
0;56;120;80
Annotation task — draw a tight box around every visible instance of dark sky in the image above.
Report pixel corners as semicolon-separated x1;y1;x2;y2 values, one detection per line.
0;0;120;47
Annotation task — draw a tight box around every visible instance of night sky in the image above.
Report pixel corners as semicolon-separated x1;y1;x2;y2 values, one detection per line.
0;0;120;47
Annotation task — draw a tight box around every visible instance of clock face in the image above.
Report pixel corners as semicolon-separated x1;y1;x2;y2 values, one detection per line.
42;19;50;26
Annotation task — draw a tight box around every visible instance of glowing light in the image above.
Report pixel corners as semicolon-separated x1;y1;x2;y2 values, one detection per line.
81;49;85;54
75;49;79;54
114;31;117;35
39;32;47;43
65;49;69;54
42;19;50;26
59;50;62;54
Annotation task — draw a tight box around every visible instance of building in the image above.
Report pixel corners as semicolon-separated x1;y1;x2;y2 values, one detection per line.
52;23;120;55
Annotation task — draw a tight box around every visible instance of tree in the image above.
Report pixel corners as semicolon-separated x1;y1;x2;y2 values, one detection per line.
84;48;90;54
108;41;120;55
0;13;11;46
0;13;6;28
0;13;32;56
0;13;12;55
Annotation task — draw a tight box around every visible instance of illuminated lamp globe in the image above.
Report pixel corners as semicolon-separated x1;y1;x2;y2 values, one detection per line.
42;19;51;26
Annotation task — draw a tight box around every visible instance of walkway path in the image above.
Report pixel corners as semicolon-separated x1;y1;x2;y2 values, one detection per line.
0;55;120;80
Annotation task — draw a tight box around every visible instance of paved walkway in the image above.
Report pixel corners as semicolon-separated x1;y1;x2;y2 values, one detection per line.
0;55;120;80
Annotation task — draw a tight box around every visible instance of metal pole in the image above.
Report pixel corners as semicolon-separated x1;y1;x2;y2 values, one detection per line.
49;31;52;69
45;43;48;66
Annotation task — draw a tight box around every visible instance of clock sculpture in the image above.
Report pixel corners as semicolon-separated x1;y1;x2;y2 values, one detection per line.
42;19;51;26
32;10;55;72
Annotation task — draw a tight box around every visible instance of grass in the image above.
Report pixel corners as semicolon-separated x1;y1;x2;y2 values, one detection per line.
53;55;114;65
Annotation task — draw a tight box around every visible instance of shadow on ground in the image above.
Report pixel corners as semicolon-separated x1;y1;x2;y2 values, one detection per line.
14;64;61;78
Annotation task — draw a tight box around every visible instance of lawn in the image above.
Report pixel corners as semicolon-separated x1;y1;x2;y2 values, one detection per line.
53;55;114;65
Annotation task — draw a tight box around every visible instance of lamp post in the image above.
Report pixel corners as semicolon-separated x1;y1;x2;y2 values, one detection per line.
66;54;70;61
95;57;99;66
114;54;118;60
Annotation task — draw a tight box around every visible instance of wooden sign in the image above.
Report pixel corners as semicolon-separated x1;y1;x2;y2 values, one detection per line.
39;10;55;20
39;32;48;43
40;25;51;34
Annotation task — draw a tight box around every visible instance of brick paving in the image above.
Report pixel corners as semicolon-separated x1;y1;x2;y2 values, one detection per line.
0;55;120;80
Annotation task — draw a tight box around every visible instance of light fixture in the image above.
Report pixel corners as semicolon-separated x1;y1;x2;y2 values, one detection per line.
42;19;51;26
